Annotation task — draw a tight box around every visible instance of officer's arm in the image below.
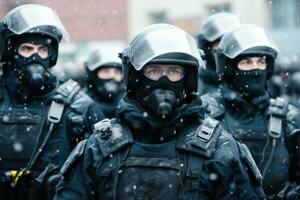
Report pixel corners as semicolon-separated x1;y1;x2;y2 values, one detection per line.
54;138;99;200
68;102;105;148
85;102;105;132
283;105;300;199
234;142;266;199
55;157;88;200
201;132;265;199
59;85;95;148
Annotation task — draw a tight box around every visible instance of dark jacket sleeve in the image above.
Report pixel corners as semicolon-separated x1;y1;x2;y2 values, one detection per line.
61;89;95;148
86;102;105;131
54;134;102;200
285;105;300;178
198;130;265;200
283;105;300;199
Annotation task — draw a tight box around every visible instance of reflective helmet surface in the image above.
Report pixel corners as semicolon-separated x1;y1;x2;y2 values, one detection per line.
201;12;240;42
197;12;240;70
86;43;124;72
4;4;69;41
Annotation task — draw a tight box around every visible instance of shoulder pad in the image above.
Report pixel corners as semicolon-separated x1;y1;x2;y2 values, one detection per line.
53;79;81;105
237;142;263;185
93;118;133;158
70;90;94;114
269;97;288;118
201;92;225;118
60;139;87;175
177;117;221;158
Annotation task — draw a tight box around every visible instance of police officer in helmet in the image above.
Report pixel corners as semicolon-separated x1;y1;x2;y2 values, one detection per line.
197;12;240;95
0;4;94;200
85;47;124;119
202;24;300;199
55;24;264;200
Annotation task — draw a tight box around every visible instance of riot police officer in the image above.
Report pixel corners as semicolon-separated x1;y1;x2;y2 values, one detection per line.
275;56;300;96
202;24;300;199
268;75;283;98
54;24;265;200
284;71;300;108
0;4;95;200
85;46;124;119
197;12;240;95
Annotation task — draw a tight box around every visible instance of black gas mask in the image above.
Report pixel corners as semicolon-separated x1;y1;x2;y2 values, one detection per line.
88;66;123;101
139;75;185;118
92;78;123;101
6;35;57;96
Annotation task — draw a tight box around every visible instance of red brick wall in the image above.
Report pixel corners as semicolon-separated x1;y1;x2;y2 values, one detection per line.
0;0;128;42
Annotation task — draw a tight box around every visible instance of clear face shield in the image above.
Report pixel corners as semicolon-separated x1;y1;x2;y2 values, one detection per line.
201;13;240;42
125;24;204;71
87;46;123;72
219;25;278;59
4;4;70;41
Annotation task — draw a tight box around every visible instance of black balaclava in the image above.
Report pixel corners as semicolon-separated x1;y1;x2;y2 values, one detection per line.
138;75;185;118
229;56;268;100
88;67;123;102
5;34;57;97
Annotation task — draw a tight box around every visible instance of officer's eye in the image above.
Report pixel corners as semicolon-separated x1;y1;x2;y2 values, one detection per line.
38;46;49;59
146;68;160;75
39;46;48;53
20;46;33;52
238;60;247;65
168;69;181;74
99;68;111;75
246;60;252;65
258;59;266;65
18;44;36;58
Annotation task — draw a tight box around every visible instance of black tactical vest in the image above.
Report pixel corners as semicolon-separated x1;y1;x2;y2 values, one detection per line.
222;113;289;193
68;117;221;200
0;100;46;170
0;79;89;171
220;98;290;195
115;141;185;200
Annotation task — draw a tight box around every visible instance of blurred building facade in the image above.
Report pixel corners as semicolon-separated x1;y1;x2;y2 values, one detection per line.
128;0;269;39
0;0;128;42
128;0;300;57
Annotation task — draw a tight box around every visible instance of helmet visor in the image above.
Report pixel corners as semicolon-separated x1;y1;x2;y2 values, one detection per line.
127;24;203;71
219;25;278;59
202;13;240;42
4;4;70;41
